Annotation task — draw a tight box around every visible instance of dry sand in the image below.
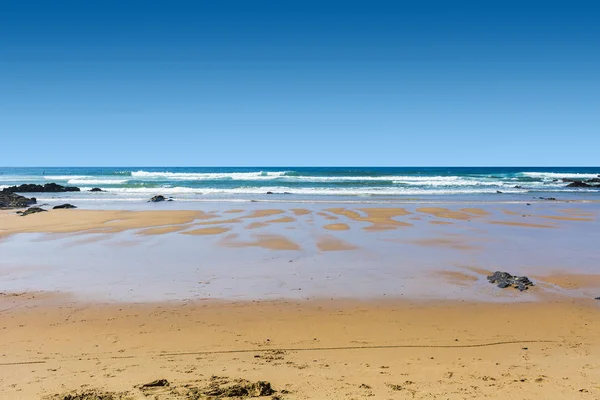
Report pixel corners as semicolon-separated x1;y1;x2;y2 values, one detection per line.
1;295;599;399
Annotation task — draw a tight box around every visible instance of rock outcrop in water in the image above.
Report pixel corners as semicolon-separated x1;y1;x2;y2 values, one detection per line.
149;195;167;202
487;271;533;291
3;183;80;193
89;187;103;192
567;181;593;188
562;178;600;188
53;204;77;209
0;191;37;208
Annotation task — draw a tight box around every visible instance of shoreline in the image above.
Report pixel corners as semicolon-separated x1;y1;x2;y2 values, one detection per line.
2;202;600;303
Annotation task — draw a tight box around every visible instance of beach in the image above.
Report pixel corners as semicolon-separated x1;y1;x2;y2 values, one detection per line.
1;200;600;399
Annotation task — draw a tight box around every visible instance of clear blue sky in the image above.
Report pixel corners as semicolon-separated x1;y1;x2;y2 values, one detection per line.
1;1;598;166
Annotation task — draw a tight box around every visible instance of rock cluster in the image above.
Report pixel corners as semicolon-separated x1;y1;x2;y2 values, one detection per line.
561;177;600;188
2;183;80;193
487;271;534;292
18;207;48;217
0;191;36;208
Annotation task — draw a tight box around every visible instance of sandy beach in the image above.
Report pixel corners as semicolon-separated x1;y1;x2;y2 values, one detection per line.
1;202;600;399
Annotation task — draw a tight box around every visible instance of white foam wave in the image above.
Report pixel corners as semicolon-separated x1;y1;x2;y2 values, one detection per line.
95;186;529;196
44;175;91;180
522;172;599;180
67;179;129;185
130;170;289;180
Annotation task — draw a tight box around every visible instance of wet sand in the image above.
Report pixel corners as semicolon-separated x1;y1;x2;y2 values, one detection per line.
1;202;600;398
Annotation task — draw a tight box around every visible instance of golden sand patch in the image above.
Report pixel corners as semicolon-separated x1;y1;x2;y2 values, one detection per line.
291;208;311;216
244;209;285;219
317;211;338;221
196;218;243;226
221;234;300;250
429;220;453;225
223;209;245;214
267;216;295;223
0;210;213;238
559;208;594;217
182;226;231;235
487;221;556;229
501;210;522;216
246;222;268;230
326;208;412;231
416;207;474;220
459;208;491;216
323;223;350;231
137;225;191;235
316;236;357;251
536;215;593;222
533;274;600;289
411;237;478;251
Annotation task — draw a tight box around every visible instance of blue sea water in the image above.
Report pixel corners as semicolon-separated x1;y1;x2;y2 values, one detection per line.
1;167;599;203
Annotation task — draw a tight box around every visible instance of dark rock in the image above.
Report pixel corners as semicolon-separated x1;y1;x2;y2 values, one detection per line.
0;191;37;208
2;183;80;193
526;203;531;206
53;204;77;209
167;199;174;201
567;181;592;188
487;271;534;292
538;197;557;201
266;191;274;195
141;379;169;388
21;207;47;217
202;380;274;397
586;178;600;184
496;190;503;194
148;195;166;202
514;185;523;189
594;297;600;300
89;187;103;192
59;390;121;400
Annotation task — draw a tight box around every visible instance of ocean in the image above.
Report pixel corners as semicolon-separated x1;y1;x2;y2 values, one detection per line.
1;167;599;204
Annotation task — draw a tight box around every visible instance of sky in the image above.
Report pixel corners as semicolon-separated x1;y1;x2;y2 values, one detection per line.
1;1;599;166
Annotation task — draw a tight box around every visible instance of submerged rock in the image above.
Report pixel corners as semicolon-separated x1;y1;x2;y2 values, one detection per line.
53;204;77;209
20;207;47;217
89;187;103;192
487;271;533;292
3;183;80;193
567;181;592;188
0;191;36;208
149;195;166;202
